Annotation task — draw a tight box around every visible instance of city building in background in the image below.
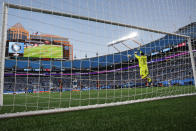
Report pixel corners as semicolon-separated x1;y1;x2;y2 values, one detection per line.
7;23;29;40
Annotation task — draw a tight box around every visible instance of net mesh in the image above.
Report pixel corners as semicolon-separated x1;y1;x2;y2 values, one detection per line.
0;0;196;116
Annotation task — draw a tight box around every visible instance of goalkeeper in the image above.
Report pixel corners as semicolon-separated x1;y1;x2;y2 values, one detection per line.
134;51;152;86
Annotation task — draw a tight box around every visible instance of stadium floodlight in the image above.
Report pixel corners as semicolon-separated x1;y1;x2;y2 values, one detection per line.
107;32;138;47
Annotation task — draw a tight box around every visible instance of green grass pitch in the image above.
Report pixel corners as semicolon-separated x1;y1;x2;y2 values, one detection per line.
0;89;196;130
24;45;63;58
1;86;195;114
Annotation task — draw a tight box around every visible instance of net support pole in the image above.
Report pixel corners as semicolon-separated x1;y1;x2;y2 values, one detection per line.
112;45;121;52
131;39;142;46
187;38;196;88
121;42;132;50
0;3;8;106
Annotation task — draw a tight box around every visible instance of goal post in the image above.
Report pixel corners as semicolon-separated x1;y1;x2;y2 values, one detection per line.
0;2;196;118
187;37;196;89
0;2;8;106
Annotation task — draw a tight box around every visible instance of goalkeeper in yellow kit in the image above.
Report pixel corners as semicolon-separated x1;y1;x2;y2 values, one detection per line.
134;51;152;86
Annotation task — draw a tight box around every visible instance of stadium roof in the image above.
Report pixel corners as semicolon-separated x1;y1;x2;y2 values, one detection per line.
30;34;68;41
176;22;196;38
36;34;68;39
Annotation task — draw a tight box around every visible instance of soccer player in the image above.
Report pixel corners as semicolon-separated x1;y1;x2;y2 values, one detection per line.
58;80;63;92
134;51;152;86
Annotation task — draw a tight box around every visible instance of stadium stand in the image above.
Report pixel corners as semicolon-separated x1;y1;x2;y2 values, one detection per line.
3;22;196;93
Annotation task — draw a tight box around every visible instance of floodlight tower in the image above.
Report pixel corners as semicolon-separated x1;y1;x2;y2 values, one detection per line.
107;32;142;52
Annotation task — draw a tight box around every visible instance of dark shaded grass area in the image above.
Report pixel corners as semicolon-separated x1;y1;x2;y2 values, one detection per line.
0;95;196;131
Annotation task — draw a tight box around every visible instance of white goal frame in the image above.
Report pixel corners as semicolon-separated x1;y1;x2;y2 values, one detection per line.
0;2;196;118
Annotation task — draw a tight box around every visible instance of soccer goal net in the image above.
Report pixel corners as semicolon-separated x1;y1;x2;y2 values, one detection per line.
0;0;196;118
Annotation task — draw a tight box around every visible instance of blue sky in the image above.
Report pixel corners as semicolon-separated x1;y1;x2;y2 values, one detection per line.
0;0;196;59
